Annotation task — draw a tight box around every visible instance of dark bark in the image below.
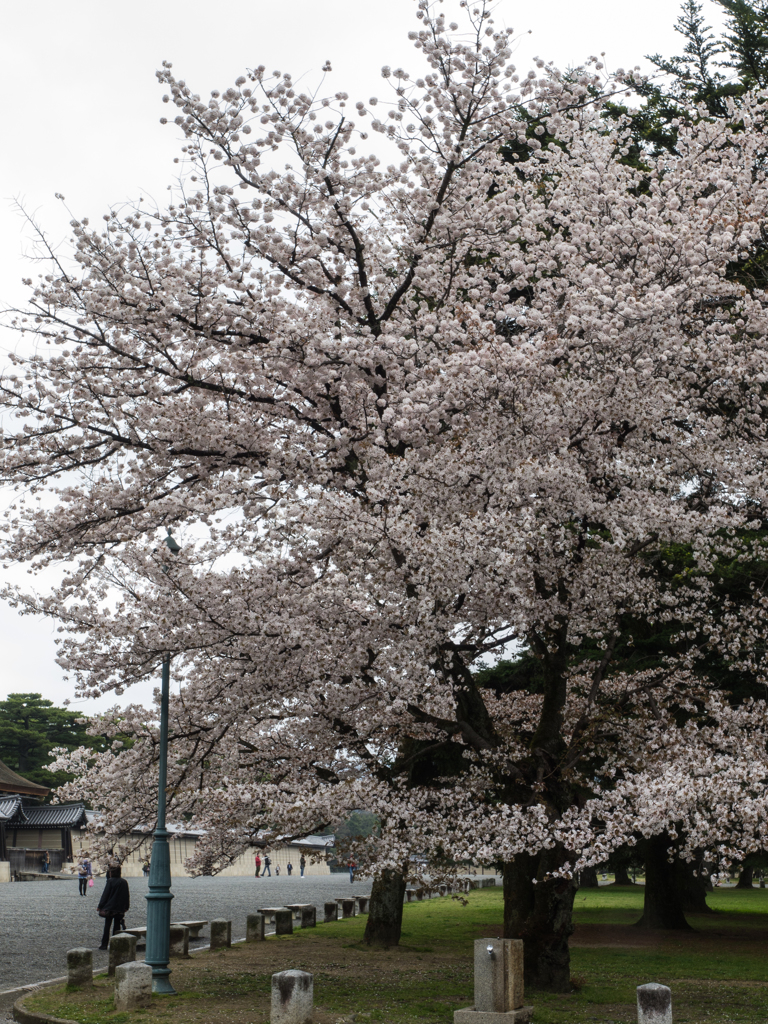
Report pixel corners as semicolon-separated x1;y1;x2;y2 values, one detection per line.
364;868;406;946
736;866;754;889
676;857;714;913
578;865;599;888
503;847;576;992
635;833;692;930
613;865;633;885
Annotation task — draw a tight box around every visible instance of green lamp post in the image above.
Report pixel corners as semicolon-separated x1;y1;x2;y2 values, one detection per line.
144;530;180;994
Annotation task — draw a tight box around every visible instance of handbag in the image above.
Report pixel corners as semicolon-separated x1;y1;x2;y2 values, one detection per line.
88;878;94;887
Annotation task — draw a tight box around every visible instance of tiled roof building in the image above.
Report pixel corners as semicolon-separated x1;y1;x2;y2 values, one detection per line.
0;758;49;800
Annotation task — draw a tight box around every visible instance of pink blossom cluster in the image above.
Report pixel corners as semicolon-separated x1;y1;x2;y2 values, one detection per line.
5;1;768;879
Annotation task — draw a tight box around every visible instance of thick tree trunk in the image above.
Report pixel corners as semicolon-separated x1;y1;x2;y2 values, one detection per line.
736;866;754;889
578;865;599;888
503;847;576;992
677;858;713;914
364;868;406;946
613;865;633;885
635;833;691;930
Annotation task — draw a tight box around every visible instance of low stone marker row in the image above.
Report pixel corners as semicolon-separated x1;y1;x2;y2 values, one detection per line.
404;878;488;901
64;896;374;1014
71;927;673;1023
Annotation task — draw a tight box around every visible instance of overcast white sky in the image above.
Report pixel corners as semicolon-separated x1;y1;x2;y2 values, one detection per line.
0;0;726;713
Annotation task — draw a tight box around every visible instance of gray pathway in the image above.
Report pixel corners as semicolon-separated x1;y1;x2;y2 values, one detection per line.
0;873;368;997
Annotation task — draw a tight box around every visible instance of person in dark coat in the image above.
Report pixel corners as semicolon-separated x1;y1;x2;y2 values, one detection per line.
97;866;130;949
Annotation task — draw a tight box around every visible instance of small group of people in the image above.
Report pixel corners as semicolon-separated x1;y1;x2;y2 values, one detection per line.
254;852;308;877
254;853;271;876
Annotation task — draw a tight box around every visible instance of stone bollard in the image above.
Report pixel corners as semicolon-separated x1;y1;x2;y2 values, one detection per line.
324;901;338;923
416;887;424;900
272;969;313;1024
210;919;232;949
247;913;266;942
637;983;672;1024
300;906;316;928
339;898;356;918
405;889;413;902
108;932;137;977
114;961;152;1011
66;948;92;988
454;938;533;1024
275;909;294;935
169;924;189;958
355;897;369;914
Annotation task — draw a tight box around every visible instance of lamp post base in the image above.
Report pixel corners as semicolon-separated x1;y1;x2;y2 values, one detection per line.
148;965;176;995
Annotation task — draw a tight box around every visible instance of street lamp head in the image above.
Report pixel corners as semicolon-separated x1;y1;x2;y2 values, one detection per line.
164;528;182;555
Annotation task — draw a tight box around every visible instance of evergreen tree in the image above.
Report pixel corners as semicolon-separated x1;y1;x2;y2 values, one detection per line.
0;693;106;795
718;0;768;87
647;0;730;114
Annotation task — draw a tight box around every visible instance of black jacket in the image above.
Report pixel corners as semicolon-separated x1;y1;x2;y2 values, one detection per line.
98;876;130;915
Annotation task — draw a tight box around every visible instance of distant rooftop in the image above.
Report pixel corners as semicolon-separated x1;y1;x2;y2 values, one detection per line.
0;759;49;799
0;797;87;828
0;796;25;824
23;803;88;828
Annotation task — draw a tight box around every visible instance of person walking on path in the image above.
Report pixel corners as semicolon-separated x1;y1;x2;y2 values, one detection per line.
77;858;90;896
287;861;293;876
97;866;130;949
41;851;50;874
300;854;306;877
262;854;271;877
349;859;356;884
254;853;261;877
142;859;150;877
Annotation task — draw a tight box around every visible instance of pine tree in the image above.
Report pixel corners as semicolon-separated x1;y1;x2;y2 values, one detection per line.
718;0;768;87
0;693;108;795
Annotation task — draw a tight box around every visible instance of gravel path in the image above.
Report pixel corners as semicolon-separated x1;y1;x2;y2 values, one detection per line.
0;873;369;1002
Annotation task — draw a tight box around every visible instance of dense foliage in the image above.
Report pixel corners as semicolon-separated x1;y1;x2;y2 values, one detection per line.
0;693;104;794
6;0;768;987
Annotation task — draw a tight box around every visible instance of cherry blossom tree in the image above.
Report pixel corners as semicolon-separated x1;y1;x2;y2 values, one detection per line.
6;0;768;990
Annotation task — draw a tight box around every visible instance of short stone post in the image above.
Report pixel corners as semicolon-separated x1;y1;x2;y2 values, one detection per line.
108;932;137;977
355;896;369;914
324;901;338;923
275;909;293;935
339;898;356;918
210;919;232;949
454;938;532;1024
247;913;266;942
169;924;189;958
416;887;424;900
405;889;413;902
272;969;313;1024
637;983;672;1024
300;906;316;928
66;948;92;988
114;961;153;1011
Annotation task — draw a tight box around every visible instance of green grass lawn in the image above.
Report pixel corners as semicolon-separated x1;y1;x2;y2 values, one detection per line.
23;885;768;1024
